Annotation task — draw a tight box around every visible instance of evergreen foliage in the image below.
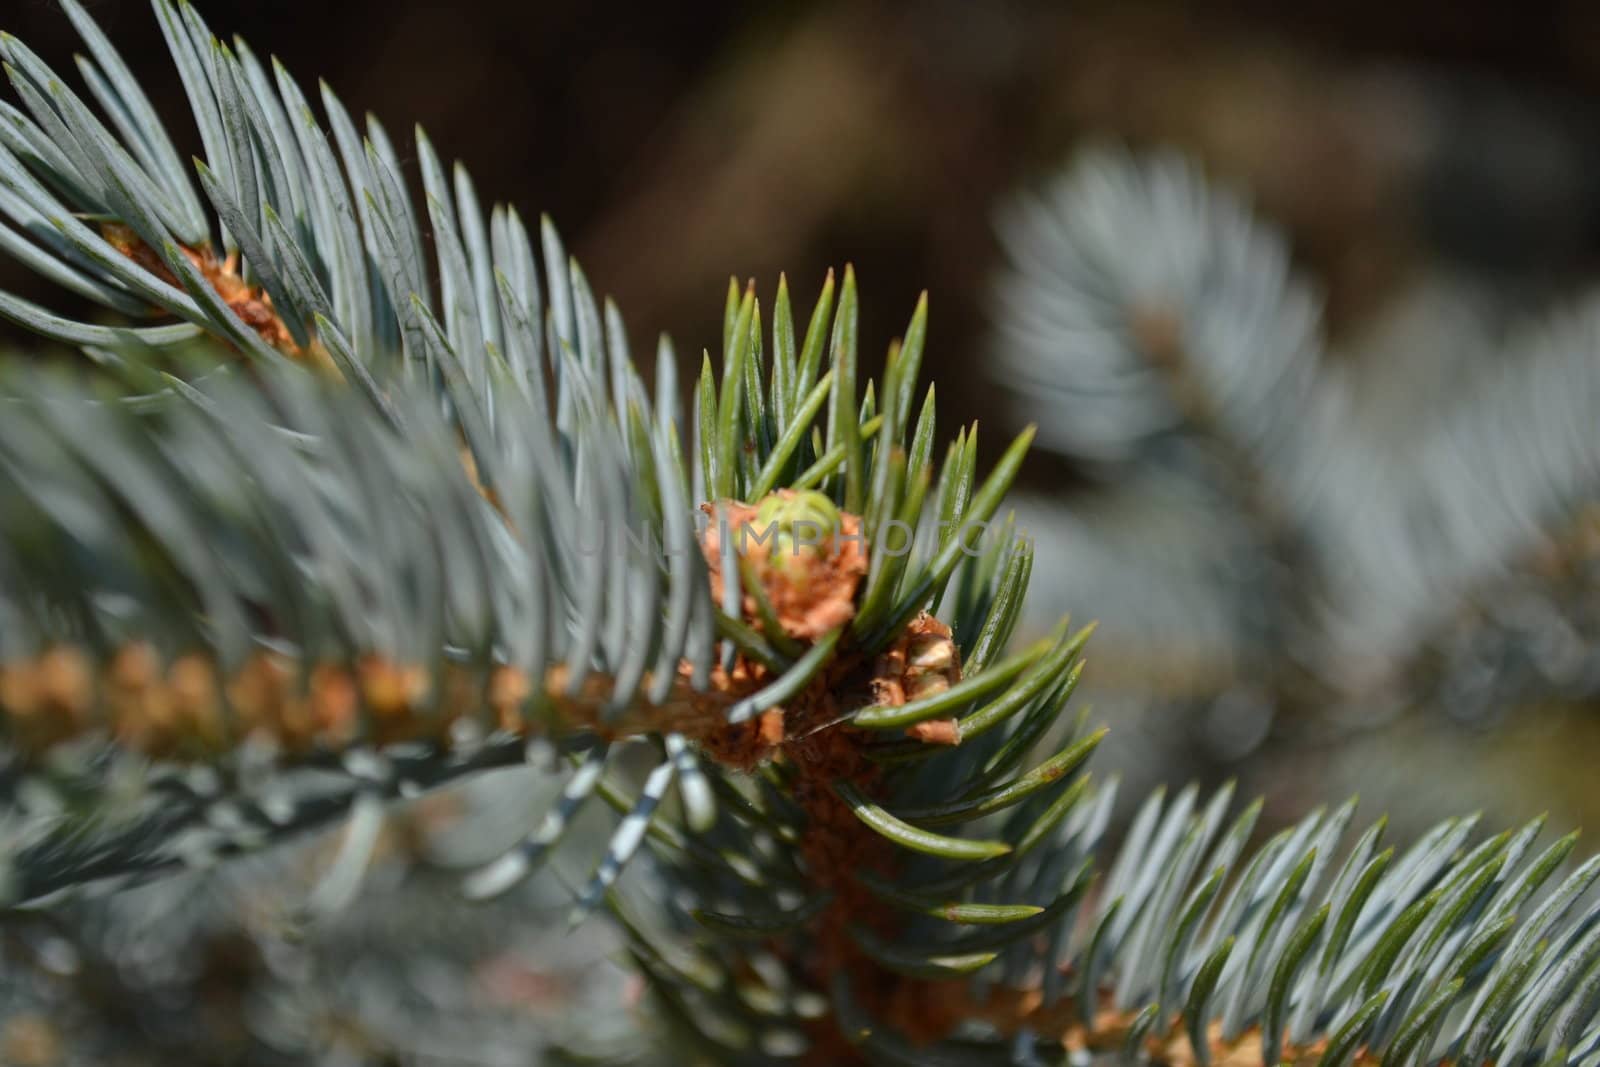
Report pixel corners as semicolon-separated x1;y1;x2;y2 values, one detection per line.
0;4;1598;1065
994;149;1600;730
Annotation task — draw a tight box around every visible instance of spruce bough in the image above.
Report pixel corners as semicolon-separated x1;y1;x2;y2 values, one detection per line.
0;3;1598;1064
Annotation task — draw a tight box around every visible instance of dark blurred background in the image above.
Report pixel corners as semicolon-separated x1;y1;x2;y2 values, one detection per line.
9;0;1600;413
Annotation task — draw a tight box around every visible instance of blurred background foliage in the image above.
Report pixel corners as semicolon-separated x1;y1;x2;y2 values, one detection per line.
7;0;1600;1061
